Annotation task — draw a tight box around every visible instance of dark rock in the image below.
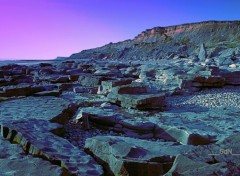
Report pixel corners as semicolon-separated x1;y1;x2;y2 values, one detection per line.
39;68;55;75
2;85;32;97
112;83;148;94
11;75;34;84
192;76;225;87
33;90;61;97
68;75;80;82
73;87;98;94
221;71;240;85
50;76;70;83
65;68;83;75
39;63;53;67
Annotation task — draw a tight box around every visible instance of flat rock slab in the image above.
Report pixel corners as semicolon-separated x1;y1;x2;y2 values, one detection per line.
160;87;240;143
33;90;61;97
148;112;218;145
85;136;193;176
166;134;240;175
76;106;205;142
98;78;132;95
75;107;160;139
0;137;66;176
78;74;105;87
0;96;69;122
0;96;103;175
108;92;166;110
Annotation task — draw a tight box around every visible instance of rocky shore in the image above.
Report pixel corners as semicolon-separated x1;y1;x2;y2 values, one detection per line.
1;21;240;175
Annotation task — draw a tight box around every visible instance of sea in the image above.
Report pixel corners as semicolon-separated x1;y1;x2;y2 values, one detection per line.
0;59;56;66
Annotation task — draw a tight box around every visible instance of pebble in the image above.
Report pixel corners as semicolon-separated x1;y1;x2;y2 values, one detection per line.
166;87;240;110
64;123;123;148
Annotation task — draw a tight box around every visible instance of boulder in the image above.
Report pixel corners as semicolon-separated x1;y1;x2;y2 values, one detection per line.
108;90;166;110
68;74;80;81
50;76;70;83
73;87;98;94
120;119;156;139
221;71;240;85
33;90;61;97
217;57;234;66
65;68;84;75
74;107;168;140
78;74;106;87
98;78;132;95
11;75;34;84
0;137;67;176
39;67;56;75
155;68;186;87
94;69;122;77
123;66;140;78
159;125;216;145
111;83;148;94
139;64;158;82
1;84;58;97
198;43;207;61
165;155;228;176
73;107;125;129
166;134;240;175
39;63;53;67
0;97;103;175
85;136;193;176
192;76;225;87
2;85;32;97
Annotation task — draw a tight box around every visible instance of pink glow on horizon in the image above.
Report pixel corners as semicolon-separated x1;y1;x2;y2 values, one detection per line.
1;0;240;60
0;0;124;59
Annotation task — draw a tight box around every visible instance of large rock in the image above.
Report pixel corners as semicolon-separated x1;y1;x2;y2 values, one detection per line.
221;71;240;85
108;91;166;110
155;68;185;87
74;86;98;94
158;124;216;145
50;76;70;83
112;83;148;94
0;97;103;175
107;83;166;110
74;107;177;140
1;84;57;97
139;64;158;82
85;136;193;176
75;107;125;129
2;85;32;96
78;74;106;87
0;137;67;176
98;78;132;95
166;134;240;175
33;90;61;97
165;155;228;176
198;43;207;61
94;69;122;77
192;76;225;87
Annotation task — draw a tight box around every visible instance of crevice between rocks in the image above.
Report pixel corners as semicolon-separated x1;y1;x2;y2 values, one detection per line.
84;148;115;176
0;124;73;176
49;104;110;176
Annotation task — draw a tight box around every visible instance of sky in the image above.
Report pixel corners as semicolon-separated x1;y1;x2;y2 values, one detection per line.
0;0;240;60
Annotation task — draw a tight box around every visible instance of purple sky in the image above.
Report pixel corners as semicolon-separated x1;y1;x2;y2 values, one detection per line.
1;0;240;60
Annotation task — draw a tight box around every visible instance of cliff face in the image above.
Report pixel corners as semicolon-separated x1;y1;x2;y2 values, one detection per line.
135;21;240;40
70;21;240;60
